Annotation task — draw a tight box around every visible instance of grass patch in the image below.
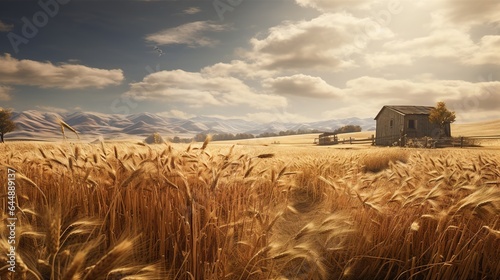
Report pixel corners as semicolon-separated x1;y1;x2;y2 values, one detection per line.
361;148;410;173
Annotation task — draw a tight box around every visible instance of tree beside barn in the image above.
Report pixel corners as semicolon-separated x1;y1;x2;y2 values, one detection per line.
429;101;456;138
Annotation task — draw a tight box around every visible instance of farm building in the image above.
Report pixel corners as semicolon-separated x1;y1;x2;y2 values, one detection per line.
374;105;451;146
316;132;338;145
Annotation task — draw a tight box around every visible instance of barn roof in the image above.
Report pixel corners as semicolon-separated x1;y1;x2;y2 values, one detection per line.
374;105;434;120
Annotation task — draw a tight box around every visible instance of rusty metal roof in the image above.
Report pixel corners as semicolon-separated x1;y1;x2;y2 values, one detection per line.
374;105;435;120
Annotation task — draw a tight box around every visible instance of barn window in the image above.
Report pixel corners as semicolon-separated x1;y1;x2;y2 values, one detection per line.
408;119;416;129
390;119;394;128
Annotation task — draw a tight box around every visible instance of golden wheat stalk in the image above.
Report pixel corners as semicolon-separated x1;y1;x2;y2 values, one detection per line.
58;118;80;140
82;239;133;280
201;135;211;150
46;213;61;260
62;251;86;280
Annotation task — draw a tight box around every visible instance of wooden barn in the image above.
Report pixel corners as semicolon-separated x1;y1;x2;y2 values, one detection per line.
374;105;451;146
317;132;338;145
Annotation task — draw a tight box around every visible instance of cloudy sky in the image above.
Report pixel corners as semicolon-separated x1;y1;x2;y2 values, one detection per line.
0;0;499;123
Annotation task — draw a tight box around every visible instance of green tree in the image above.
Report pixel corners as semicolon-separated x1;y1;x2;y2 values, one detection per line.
194;133;208;142
0;109;16;143
429;102;456;137
333;125;362;134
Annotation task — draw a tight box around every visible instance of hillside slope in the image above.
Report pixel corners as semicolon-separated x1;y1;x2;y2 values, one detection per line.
452;119;500;136
6;111;376;140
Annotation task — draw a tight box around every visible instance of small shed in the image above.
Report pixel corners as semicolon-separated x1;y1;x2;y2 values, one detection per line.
374;105;451;146
317;132;338;145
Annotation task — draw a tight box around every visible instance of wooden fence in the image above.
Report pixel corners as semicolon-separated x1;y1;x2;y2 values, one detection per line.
315;135;376;145
315;134;500;148
404;135;500;148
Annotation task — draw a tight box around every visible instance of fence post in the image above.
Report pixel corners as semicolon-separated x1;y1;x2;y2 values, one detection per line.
371;135;375;145
349;137;352;144
460;136;463;148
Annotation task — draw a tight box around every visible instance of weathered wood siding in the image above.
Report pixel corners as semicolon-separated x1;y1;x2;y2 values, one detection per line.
375;107;404;146
403;114;442;138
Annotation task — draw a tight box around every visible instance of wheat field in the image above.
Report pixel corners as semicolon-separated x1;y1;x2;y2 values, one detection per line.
1;140;499;279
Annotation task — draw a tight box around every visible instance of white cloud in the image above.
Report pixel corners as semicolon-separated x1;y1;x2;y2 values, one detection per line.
360;2;500;68
342;76;500;117
317;76;500;121
364;52;413;68
183;7;201;15
244;13;394;71
263;74;342;98
201;60;276;79
295;0;379;11
0;53;124;89
443;81;500;113
124;70;287;110
466;35;500;65
384;28;476;60
0;20;13;32
0;85;12;101
368;28;500;66
145;21;226;47
438;0;500;27
346;76;476;100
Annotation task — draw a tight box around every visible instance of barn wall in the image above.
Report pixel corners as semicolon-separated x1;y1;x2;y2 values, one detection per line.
375;108;404;146
403;114;442;138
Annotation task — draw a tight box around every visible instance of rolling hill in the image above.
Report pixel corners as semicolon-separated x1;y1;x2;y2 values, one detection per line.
6;111;376;141
451;119;500;136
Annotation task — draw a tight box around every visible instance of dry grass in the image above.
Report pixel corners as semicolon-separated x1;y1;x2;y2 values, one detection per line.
452;119;500;136
361;148;410;173
0;141;499;279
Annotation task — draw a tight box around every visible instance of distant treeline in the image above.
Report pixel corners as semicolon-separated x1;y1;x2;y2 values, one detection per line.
168;125;362;143
192;128;325;142
169;136;195;143
167;133;255;143
257;128;323;138
332;125;362;134
195;133;255;142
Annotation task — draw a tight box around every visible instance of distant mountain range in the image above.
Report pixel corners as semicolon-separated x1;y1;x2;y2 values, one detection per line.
7;110;376;140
